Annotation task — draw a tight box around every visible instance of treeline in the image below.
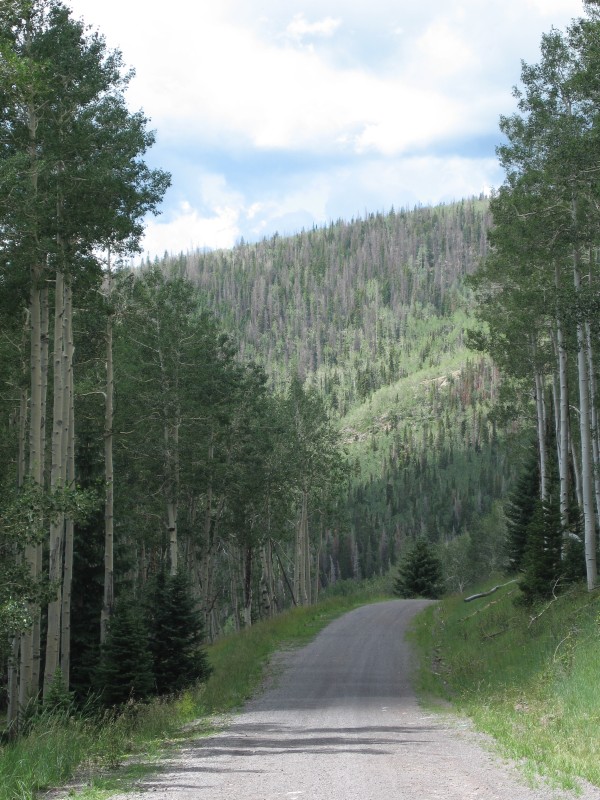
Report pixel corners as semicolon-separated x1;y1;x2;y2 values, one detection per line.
162;198;491;414
0;1;346;733
470;2;600;595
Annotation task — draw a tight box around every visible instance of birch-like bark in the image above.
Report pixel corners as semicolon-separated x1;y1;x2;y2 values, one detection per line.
294;494;305;604
554;261;571;527
242;544;253;627
314;522;323;604
8;316;30;730
260;538;276;618
18;28;48;710
570;435;584;511
573;243;597;590
200;444;219;638
229;547;241;632
101;255;114;645
20;276;43;710
584;323;600;525
532;340;548;501
158;329;180;576
44;271;67;699
303;492;311;605
32;284;49;695
60;285;75;684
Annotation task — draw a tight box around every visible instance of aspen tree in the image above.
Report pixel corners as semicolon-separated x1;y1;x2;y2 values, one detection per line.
471;7;600;590
101;251;114;645
0;0;169;707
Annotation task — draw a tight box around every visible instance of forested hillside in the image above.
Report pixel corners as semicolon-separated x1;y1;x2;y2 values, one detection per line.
169;199;490;410
158;198;515;589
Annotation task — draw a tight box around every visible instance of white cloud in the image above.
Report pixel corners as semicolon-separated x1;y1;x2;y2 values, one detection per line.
285;13;341;42
66;0;584;258
414;20;478;79
525;0;582;14
68;0;584;160
142;201;242;256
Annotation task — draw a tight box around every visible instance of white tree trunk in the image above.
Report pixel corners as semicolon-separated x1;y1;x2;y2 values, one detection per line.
101;256;114;644
60;285;75;685
44;271;67;699
573;251;597;590
585;323;600;525
20;274;43;711
533;358;548;501
554;269;570;528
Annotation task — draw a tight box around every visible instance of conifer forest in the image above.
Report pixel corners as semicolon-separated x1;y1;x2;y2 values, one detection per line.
2;0;600;738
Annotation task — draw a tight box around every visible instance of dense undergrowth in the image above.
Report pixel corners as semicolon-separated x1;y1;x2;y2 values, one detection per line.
412;578;600;790
0;577;392;800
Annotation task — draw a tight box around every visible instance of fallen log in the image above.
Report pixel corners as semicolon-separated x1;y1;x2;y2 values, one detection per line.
464;579;517;602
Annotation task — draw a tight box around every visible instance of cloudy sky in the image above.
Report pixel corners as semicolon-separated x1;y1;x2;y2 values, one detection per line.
67;0;583;259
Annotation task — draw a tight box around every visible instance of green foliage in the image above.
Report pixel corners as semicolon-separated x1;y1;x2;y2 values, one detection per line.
467;3;600;593
393;538;444;599
43;669;74;714
146;571;212;696
519;496;563;603
96;599;154;706
505;444;540;574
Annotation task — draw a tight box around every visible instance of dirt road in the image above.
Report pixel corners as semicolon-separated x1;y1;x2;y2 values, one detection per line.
109;599;599;800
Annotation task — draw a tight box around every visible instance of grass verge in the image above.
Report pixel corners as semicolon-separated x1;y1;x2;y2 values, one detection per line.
411;577;600;790
0;576;392;800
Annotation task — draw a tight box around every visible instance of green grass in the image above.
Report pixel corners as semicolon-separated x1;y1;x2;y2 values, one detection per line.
411;578;600;790
0;576;392;800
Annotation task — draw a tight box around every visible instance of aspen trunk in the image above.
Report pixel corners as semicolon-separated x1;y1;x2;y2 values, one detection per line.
229;548;241;632
32;285;50;695
200;451;220;638
584;324;600;525
570;435;584;512
573;246;597;590
303;492;311;605
555;336;571;527
7;639;20;735
60;286;75;684
20;274;44;711
554;264;570;527
101;255;114;644
260;540;276;618
294;493;306;604
44;271;67;698
242;545;253;627
532;343;548;501
167;494;178;575
164;416;180;576
314;522;323;603
8;319;30;729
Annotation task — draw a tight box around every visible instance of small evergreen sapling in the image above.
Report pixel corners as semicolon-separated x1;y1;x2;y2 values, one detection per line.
96;598;154;706
146;570;212;695
505;445;540;574
393;538;444;599
519;495;563;602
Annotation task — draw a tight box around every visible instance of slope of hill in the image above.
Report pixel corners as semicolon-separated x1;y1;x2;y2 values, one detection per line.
158;197;517;584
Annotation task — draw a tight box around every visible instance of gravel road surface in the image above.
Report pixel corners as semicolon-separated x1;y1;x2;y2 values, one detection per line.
109;599;600;800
